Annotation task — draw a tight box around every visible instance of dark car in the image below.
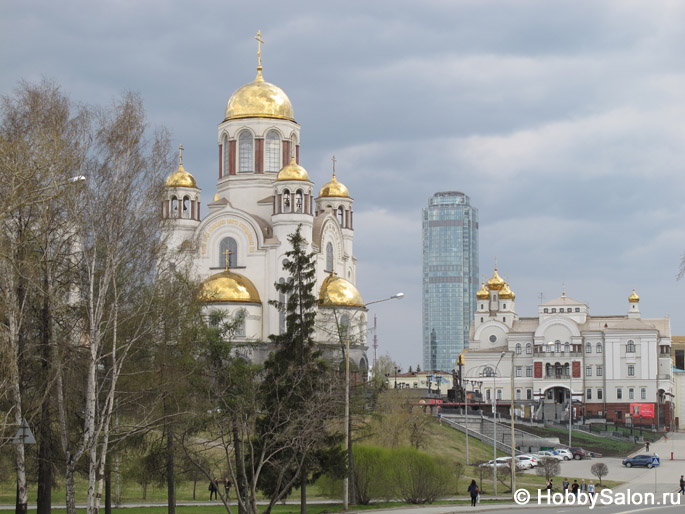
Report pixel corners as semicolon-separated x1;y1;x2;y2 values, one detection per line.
569;447;587;460
623;454;659;468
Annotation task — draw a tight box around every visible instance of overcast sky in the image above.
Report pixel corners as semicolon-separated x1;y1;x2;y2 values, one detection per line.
3;1;685;369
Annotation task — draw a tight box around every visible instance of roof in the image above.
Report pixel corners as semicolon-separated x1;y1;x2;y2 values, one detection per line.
540;295;586;307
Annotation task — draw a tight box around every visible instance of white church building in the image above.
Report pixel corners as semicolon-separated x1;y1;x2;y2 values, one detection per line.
462;267;674;429
162;39;368;371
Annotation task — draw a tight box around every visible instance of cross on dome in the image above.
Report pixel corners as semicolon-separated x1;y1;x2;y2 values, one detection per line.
179;144;184;166
224;249;233;271
254;30;264;80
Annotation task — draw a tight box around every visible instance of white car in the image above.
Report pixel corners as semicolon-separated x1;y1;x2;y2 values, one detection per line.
553;449;573;461
536;450;564;461
515;455;538;469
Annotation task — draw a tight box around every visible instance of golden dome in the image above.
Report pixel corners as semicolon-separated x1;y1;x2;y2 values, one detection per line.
224;68;294;122
277;157;309;181
165;163;198;189
629;289;640;303
476;282;489;300
319;273;364;308
319;172;350;198
486;267;505;291
499;283;515;300
200;271;261;304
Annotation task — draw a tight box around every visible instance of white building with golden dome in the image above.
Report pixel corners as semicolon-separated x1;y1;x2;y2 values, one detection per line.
163;46;368;370
462;268;674;429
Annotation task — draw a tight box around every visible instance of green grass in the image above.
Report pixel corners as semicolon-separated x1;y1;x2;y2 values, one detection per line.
517;424;645;456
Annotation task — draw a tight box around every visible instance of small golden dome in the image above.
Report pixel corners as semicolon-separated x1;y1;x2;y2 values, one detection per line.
213;193;219;202
486;267;505;291
629;289;640;303
319;172;350;198
165;163;198;189
200;271;261;303
499;283;515;300
319;272;364;308
225;69;294;122
476;282;489;300
277;157;309;181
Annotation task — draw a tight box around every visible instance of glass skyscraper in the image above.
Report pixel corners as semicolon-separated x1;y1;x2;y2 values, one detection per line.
422;192;479;371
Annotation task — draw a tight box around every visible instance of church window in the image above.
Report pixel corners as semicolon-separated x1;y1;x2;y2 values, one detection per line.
515;343;521;354
219;237;238;268
596;342;602;353
596;365;603;376
182;196;190;219
483;366;494;377
171;195;179;218
551;308;556;313
526;366;532;377
337;206;344;226
222;134;229;175
586;342;592;353
295;190;303;212
543;308;549;313
526;343;532;354
555;340;561;353
564;342;570;353
326;242;334;272
515;366;522;377
627;364;635;376
283;189;291;213
586;366;592;377
264;130;281;172
626;340;636;353
575;307;580;312
239;131;254;172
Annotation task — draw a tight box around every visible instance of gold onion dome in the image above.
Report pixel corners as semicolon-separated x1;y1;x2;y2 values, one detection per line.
319;172;350;198
499;283;515;300
629;289;640;303
277;157;309;181
166;145;198;188
486;267;505;291
476;282;489;300
224;68;294;122
319;272;364;308
200;271;261;304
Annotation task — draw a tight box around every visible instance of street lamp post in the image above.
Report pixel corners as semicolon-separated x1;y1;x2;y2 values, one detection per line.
342;292;403;510
492;352;505;497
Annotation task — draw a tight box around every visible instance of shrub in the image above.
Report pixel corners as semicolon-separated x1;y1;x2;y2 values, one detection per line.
387;447;451;504
353;445;392;504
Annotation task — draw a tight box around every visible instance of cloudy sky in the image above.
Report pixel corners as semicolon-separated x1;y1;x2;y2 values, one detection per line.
3;1;685;369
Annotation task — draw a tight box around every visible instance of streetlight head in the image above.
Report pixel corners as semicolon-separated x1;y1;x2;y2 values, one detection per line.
391;292;405;300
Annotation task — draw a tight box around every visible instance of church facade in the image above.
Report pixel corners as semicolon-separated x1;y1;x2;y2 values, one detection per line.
162;45;368;371
462;268;674;429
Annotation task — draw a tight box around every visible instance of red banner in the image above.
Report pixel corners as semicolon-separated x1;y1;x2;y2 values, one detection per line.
630;403;655;418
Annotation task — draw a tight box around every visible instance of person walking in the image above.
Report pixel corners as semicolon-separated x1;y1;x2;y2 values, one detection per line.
468;479;479;507
588;481;595;496
571;480;579;497
562;478;569;492
547;478;553;490
679;475;684;495
646;441;650;452
580;479;587;493
209;478;219;501
224;477;232;501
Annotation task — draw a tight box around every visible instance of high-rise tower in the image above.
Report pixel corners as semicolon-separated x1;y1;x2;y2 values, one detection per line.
422;192;479;371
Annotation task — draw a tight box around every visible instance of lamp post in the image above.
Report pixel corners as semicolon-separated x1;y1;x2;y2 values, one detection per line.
510;351;516;497
491;352;506;498
342;292;403;510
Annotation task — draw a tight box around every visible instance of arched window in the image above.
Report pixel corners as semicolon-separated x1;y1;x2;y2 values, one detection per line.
326;242;334;272
295;190;303;212
555;340;561;353
239;131;254;172
596;342;602;353
483;366;494;377
564;342;570;353
627;340;636;353
182;196;190;219
283;189;291;213
219;237;238;268
290;133;298;159
264;130;281;172
171;195;179;218
526;343;532;354
337;206;344;226
234;308;246;337
496;389;502;400
545;363;552;377
222;134;229;175
586;342;592;353
515;343;522;355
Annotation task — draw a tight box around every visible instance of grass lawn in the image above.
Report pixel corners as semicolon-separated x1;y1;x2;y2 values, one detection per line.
517;424;648;456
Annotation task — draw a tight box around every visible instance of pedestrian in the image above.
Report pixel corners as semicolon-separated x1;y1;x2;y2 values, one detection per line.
571;480;579;496
547;478;553;491
562;478;569;492
209;478;218;501
588;481;595;496
580;479;587;493
468;479;479;507
224;477;232;501
646;441;650;452
679;475;684;495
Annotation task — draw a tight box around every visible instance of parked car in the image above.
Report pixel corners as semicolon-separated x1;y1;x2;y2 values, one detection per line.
536;450;563;461
515;455;538;469
623;454;659;468
568;447;588;460
480;457;525;470
553;449;573;460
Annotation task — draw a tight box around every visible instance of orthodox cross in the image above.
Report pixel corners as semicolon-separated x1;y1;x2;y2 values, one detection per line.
562;281;566;296
255;30;264;68
224;249;233;271
179;144;183;166
331;155;336;177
